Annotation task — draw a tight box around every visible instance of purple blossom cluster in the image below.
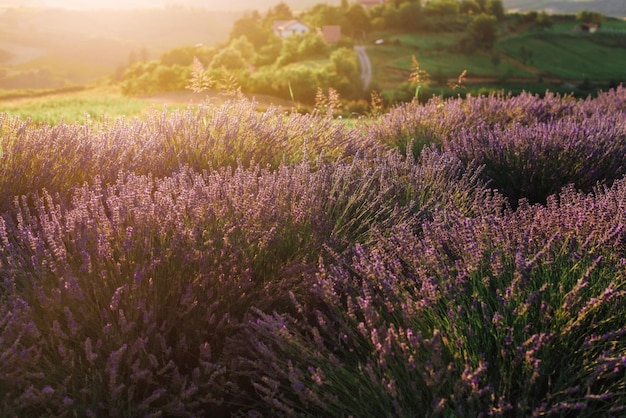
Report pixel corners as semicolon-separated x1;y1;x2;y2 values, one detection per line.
1;88;626;416
368;86;626;204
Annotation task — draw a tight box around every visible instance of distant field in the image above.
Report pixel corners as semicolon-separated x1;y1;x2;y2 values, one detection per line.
498;33;626;80
366;31;531;91
0;88;152;124
365;18;626;96
0;87;299;125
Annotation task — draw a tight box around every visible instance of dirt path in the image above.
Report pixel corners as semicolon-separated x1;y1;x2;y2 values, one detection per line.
354;45;372;91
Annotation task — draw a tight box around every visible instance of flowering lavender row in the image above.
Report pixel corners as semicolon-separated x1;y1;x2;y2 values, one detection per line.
367;86;626;204
248;182;626;417
0;100;381;213
0;148;482;416
1;88;626;416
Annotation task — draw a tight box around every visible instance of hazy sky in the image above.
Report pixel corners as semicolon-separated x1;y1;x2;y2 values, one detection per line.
0;0;339;10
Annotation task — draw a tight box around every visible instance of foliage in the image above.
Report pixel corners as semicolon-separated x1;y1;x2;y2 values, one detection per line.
368;87;626;205
120;61;190;95
2;73;626;418
467;13;498;49
576;10;605;25
209;48;247;70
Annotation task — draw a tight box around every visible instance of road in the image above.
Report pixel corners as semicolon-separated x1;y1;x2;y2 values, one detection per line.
354;45;372;91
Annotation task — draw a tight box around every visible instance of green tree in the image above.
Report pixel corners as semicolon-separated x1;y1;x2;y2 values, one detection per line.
230;36;257;63
460;0;481;15
467;13;498;49
210;47;246;70
277;35;302;66
154;65;187;91
475;0;487;12
329;47;359;80
278;64;321;103
344;3;371;37
424;0;460;18
297;33;328;58
328;47;361;98
160;45;211;66
576;10;605;25
230;11;272;49
305;3;344;27
256;37;282;66
266;2;293;21
486;0;505;20
534;11;553;30
398;1;422;30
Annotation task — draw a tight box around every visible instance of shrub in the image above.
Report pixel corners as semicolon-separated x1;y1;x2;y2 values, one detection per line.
0;147;485;416
247;181;626;417
2;87;626;416
0;99;381;213
369;87;626;204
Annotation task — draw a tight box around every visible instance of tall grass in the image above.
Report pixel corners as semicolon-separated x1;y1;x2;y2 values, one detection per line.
1;88;626;416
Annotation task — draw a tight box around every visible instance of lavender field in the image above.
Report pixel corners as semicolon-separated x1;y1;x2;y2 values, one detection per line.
1;87;626;417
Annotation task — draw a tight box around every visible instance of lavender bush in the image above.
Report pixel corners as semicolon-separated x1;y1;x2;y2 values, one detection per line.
248;182;626;417
1;87;626;416
0;99;381;213
368;86;626;204
0;145;482;416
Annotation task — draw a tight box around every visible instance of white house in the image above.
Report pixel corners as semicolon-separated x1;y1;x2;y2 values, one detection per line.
357;0;385;9
272;20;310;37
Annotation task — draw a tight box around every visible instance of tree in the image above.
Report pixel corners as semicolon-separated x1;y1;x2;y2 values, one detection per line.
486;0;504;20
154;65;186;91
266;2;293;21
534;11;553;30
344;3;371;37
398;1;423;30
467;13;498;49
460;0;481;15
424;0;460;18
230;36;256;63
277;64;321;103
576;10;605;25
329;47;359;81
277;35;302;67
230;11;272;49
209;47;246;70
160;45;209;66
297;33;328;58
305;3;344;27
475;0;487;12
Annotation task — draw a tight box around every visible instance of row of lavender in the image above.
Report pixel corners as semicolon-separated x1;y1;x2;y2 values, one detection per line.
1;88;625;416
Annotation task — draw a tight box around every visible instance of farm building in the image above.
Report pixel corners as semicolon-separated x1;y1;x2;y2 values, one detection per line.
320;25;342;43
357;0;385;9
272;20;310;37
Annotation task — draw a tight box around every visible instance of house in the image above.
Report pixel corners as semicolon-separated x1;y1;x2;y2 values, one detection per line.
581;23;599;33
320;25;342;43
272;20;310;37
357;0;385;9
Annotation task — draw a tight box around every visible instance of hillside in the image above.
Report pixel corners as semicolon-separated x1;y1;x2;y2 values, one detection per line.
0;7;238;89
0;0;341;11
503;0;626;17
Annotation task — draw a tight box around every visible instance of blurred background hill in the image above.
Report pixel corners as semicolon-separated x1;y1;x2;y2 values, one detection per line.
0;0;624;101
503;0;626;16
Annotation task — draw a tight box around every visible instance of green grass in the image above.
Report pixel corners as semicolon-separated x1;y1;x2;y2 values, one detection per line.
0;87;153;125
366;31;531;91
365;22;626;98
497;33;626;80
